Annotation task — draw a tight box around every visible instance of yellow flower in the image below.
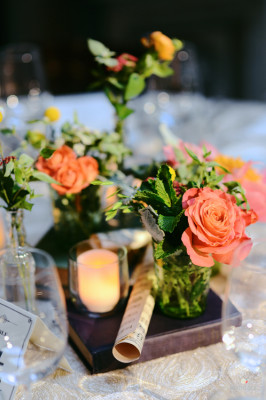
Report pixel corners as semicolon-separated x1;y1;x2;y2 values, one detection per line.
168;166;176;181
215;154;261;182
44;106;61;122
0;110;3;123
141;31;176;61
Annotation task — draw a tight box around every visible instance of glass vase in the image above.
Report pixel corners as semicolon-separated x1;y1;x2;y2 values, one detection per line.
51;185;107;250
0;209;36;312
154;249;211;319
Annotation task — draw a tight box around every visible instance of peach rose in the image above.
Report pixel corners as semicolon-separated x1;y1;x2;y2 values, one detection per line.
36;145;76;175
51;156;99;195
141;31;175;61
181;187;258;267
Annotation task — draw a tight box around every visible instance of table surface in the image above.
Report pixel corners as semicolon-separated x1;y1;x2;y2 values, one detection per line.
10;91;266;399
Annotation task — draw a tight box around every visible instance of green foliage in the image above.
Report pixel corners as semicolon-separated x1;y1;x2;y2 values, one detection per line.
40;147;55;159
87;35;183;127
25;115;132;178
124;73;145;100
0;152;56;211
25;131;47;149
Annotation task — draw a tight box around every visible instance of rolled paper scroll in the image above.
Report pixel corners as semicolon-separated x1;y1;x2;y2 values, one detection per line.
112;262;155;363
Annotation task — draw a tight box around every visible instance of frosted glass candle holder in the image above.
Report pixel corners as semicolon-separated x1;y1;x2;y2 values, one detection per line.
68;240;129;317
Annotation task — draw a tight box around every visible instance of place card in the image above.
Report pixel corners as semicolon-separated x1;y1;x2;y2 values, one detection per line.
0;299;71;400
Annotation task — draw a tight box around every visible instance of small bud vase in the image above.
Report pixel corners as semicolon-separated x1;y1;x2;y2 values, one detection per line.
153;247;211;319
0;209;36;312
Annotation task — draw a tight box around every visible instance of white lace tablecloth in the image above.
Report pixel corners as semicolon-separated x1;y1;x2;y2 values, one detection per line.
14;341;262;400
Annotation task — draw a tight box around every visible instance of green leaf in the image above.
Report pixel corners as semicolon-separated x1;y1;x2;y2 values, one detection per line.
134;190;169;214
106;209;118;221
91;180;114;185
124;73;145;100
153;240;175;259
17;154;34;168
155;179;171;206
14;168;23;184
40;148;55;159
152;62;173;78
185;147;201;164
87;39;115;58
0;128;14;135
95;56;118;67
223;181;241;191
31;171;59;184
114;104;134;120
107;189;121;198
172;38;183;51
25;131;47;149
157;164;178;206
158;212;184;233
107;77;124;89
202;145;211;159
111;201;123;210
4;161;14;177
206;161;229;173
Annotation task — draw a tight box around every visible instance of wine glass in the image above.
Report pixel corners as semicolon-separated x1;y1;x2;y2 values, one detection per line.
0;43;53;135
220;238;266;400
0;247;68;399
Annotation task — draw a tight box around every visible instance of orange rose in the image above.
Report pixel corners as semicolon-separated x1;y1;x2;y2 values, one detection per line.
181;187;258;267
141;31;175;61
36;145;76;175
77;156;99;185
51;156;99;195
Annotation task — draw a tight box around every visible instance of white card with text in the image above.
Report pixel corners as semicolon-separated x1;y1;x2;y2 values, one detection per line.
0;299;36;400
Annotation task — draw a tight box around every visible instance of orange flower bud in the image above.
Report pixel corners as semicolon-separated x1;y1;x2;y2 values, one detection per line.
141;31;176;61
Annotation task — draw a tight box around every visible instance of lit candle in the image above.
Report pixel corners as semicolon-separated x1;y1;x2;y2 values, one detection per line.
77;249;120;313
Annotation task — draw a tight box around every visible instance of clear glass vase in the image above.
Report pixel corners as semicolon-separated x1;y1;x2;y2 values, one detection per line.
0;209;36;312
154;248;211;319
51;185;107;250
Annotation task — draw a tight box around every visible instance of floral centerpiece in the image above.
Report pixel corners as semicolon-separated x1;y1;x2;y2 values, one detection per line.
25;107;132;250
88;31;183;138
94;142;258;318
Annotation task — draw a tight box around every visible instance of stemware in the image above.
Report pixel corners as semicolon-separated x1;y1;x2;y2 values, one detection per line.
220;238;266;400
0;247;68;399
0;43;52;135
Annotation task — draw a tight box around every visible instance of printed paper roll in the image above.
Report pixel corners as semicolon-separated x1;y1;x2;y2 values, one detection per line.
112;263;155;363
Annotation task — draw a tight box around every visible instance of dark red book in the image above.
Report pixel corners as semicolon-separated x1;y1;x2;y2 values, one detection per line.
67;289;241;374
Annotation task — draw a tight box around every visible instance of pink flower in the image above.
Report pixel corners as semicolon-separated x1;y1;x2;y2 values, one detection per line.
108;53;138;72
164;140;217;167
181;187;258;267
242;179;266;222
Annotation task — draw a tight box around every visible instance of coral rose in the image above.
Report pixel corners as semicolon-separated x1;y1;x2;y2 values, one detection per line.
181;187;258;267
36;145;76;175
51;156;99;195
141;31;175;61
